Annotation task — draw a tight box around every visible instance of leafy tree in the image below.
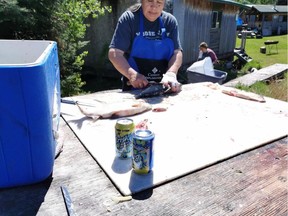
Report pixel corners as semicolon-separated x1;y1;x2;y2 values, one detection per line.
0;0;111;96
52;0;111;96
0;0;31;38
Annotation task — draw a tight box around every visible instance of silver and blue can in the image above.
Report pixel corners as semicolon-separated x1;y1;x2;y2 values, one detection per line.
132;129;154;174
115;118;134;159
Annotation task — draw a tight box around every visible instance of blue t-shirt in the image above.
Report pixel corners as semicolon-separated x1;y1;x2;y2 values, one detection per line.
109;7;182;56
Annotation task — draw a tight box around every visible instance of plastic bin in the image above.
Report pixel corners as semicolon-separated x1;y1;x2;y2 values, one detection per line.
0;40;61;188
187;69;227;84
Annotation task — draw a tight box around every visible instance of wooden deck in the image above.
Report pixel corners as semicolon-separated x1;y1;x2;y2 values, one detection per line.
0;117;287;216
224;63;288;87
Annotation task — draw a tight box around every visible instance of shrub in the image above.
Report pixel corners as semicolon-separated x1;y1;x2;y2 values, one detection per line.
52;0;111;96
0;0;111;97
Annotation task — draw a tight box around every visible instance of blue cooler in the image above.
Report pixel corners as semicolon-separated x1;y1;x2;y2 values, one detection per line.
0;40;61;188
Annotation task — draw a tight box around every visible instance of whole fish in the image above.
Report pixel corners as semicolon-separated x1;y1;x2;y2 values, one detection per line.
221;88;265;103
206;83;265;103
135;83;171;99
76;101;152;120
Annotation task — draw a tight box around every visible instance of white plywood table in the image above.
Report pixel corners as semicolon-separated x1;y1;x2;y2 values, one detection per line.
61;83;288;195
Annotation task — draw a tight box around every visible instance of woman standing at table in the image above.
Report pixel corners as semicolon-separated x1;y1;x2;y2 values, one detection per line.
108;0;182;92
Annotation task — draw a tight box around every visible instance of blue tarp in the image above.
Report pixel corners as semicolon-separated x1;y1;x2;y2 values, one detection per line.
237;17;243;26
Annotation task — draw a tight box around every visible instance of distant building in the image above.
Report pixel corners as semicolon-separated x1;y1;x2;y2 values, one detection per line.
173;0;246;65
241;4;288;36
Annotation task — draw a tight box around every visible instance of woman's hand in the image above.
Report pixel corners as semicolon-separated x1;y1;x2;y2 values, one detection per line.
128;70;149;89
109;48;148;89
161;71;181;93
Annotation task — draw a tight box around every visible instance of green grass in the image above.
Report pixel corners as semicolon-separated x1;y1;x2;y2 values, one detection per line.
234;34;288;101
236;73;287;102
236;34;288;67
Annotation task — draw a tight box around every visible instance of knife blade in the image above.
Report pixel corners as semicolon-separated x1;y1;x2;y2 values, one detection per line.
61;98;100;107
61;186;77;216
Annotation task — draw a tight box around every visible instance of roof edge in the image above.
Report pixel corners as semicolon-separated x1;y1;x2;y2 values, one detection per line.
209;0;251;9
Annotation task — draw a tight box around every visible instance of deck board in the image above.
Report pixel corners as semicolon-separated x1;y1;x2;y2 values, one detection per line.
224;63;288;87
60;83;288;196
0;117;287;216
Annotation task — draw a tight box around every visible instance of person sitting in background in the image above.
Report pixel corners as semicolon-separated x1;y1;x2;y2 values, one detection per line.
197;42;218;64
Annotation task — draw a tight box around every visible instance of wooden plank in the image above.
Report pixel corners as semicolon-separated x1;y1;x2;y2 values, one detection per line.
60;83;288;195
119;138;288;216
224;63;288;87
0;118;287;215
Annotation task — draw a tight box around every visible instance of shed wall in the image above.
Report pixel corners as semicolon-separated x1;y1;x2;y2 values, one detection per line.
219;12;237;57
174;0;238;65
84;0;239;74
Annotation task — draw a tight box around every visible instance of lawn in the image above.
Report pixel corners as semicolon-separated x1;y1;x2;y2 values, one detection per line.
235;34;287;101
237;73;287;102
236;34;288;67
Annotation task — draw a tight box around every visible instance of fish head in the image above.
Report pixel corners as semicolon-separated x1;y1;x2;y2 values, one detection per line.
135;83;170;99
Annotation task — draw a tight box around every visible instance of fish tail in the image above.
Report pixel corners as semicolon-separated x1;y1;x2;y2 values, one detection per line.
75;101;85;114
76;102;101;120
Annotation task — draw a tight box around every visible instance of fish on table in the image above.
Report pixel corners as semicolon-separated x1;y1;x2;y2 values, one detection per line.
135;83;171;99
63;82;179;120
221;88;266;103
206;83;266;103
76;101;152;120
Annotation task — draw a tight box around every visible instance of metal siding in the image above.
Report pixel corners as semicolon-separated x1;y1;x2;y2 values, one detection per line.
182;7;212;64
219;13;237;55
173;0;186;53
210;29;221;54
175;0;238;65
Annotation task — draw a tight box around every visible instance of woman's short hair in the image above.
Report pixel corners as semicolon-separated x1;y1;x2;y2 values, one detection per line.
199;42;208;49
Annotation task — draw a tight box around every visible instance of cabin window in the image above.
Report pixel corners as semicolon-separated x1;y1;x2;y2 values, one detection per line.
264;14;272;22
212;11;222;29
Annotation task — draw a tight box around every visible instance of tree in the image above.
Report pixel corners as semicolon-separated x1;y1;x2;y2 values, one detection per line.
0;0;111;96
52;0;111;96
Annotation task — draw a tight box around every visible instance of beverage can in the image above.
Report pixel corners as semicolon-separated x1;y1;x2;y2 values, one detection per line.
132;129;154;174
115;118;134;159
